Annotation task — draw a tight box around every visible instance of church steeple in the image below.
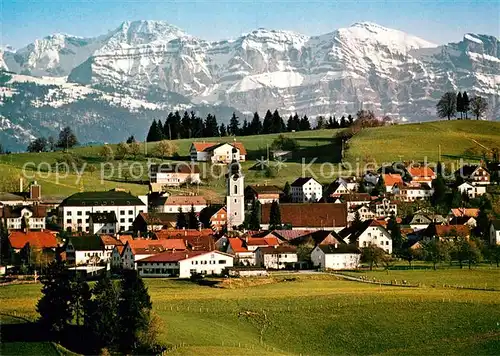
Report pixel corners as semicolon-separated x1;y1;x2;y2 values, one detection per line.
226;147;244;230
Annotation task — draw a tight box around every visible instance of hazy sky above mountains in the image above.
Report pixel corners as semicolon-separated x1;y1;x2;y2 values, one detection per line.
2;0;499;49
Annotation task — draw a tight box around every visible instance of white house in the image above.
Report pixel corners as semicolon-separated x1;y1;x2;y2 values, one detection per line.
89;212;117;235
373;198;397;218
310;244;361;270
226;237;280;266
111;245;125;270
59;190;147;233
254;246;298;269
490;221;500;246
149;163;201;187
348;204;376;222
393;184;433;202
455;165;490;185
327;177;359;198
290;177;323;203
338;220;392;254
66;235;106;266
161;195;207;213
1;205;47;230
458;182;487;198
137;250;234;278
121;239;187;270
190;142;247;163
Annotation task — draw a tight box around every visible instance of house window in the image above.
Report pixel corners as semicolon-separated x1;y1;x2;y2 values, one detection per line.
120;210;125;215
129;210;133;215
77;211;82;216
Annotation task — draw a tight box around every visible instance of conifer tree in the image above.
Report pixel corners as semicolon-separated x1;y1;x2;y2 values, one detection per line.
242;119;249;136
347;114;354;126
262;110;273;134
250;112;262;135
187;205;198;229
176;208;187;229
181;111;192;138
283;181;292;202
339;116;347;128
229;113;240;136
164;113;174;140
457;92;463;119
219;123;227;137
157;120;164;140
462;91;470;119
269;201;282;230
248;200;261;230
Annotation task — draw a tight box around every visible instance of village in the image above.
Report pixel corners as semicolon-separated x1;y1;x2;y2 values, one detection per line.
1;139;499;281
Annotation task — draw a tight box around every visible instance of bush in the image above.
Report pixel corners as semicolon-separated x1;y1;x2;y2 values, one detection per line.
271;134;299;151
153;140;178;158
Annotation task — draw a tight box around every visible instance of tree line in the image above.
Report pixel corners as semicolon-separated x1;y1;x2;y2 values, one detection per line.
37;262;163;354
146;109;357;142
26;126;79;153
436;91;489;120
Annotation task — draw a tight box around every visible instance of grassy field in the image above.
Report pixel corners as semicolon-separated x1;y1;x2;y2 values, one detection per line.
0;121;499;198
1;270;500;355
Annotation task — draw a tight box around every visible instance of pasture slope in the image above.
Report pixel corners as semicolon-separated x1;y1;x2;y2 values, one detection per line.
1;269;500;355
0;121;498;199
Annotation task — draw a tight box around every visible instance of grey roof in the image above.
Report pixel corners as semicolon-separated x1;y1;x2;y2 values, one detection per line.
491;220;500;230
60;191;144;207
318;244;360;254
69;235;103;251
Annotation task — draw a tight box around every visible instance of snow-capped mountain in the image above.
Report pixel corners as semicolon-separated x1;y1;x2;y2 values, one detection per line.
1;20;499;149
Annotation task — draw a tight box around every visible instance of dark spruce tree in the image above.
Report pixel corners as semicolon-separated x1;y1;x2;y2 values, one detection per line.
271;109;284;133
269;200;282;230
181;111;192;138
219;123;227;137
248;200;261;230
347;114;354;126
250;112;263;135
241;119;249;136
339;115;347;128
172;111;182;139
164;112;174;140
188;205;199;229
299;115;311;131
229;112;240;136
283;181;292;202
457;92;463;119
462;91;470;119
146;119;158;142
176;207;187;229
118;270;153;353
262;109;273;134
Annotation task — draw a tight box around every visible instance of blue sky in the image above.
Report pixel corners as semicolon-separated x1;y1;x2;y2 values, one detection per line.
1;0;499;49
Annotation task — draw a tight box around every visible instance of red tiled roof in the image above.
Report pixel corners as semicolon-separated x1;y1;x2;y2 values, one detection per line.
192;142;247;155
154;229;214;239
228;238;248;253
9;231;57;249
434;225;470;237
100;235;123;246
408;166;435;179
138;250;208;263
261;204;347;228
246;237;279;246
268;230;316;241
257;246;297;254
127;239;187;255
383;174;403;187
165;196;207;206
450;208;479;218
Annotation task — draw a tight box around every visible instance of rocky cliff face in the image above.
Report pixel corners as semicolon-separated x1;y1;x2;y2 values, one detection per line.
1;20;498;149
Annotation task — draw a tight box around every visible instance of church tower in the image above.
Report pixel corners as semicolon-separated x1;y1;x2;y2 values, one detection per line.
226;147;245;230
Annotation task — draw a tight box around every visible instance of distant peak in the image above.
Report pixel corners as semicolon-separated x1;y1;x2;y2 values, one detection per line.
350;22;388;30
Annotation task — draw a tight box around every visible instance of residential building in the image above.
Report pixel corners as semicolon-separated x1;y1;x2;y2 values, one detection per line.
348;204;376;222
100;235;124;262
111;245;125;270
490;221;500;245
407;166;435;186
154;229;216;251
289;230;342;247
226;151;245;229
422;224;471;242
338;220;392;254
137;250;234;278
161;195;207;213
382;174;403;193
209;207;227;231
0;205;47;230
334;193;371;210
89;212;117;235
190;142;247;162
455;165;490;185
254;246;298;269
58;190;148;233
66;235;107;266
260;203;347;230
8;231;58;254
122;239;187;270
310;244;361;270
290;177;323;203
326;177;359;198
457;182;486;198
226;238;256;265
245;185;282;205
409;211;447;231
393;183;433;201
132;212;177;233
149;163;201;187
373;198;398;218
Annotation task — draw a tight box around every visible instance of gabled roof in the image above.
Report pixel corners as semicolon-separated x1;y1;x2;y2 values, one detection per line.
89;212;117;224
318;244;360;254
454;165;489;177
450;208;479;218
228;238;248;253
338;193;371;202
137;212;177;225
0;192;26;202
246;185;283;195
424;223;470;238
267;229;316;241
138;250;232;263
127;239;187;254
9;231;57;249
192;141;247;155
69;235;104;251
0;205;48;219
153;229;216;251
60;190;145;207
383;174;403;187
338;219;389;242
245;237;280;247
165;195;207;206
261;203;347;228
257;246;297;254
290;230;343;246
100;235;123;246
408;166;435;179
291;177;318;187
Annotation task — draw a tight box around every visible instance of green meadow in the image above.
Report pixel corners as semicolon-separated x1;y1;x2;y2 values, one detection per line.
1;270;500;355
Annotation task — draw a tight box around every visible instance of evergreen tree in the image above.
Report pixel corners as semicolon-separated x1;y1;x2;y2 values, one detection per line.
241;119;249;136
351;211;363;232
118;270;153;353
269;201;282;230
176;208;187;229
332;116;340;129
431;174;447;209
262;110;273;134
181;111;192;138
249;112;262;135
229;113;240;136
283;181;292;202
347;114;354;126
192;112;204;138
271;109;284;133
27;137;49;153
462;91;470;119
36;261;74;335
172;111;182;139
316;116;325;130
157;120;164;140
299;115;311;131
339;115;347;128
219;123;227;137
457;92;463;119
387;214;403;254
146;120;161;142
72;277;91;328
86;276;119;350
287;114;299;132
248;200;261;230
126;135;136;144
187;205;198;229
372;175;386;196
204;114;219;137
164;113;174;140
